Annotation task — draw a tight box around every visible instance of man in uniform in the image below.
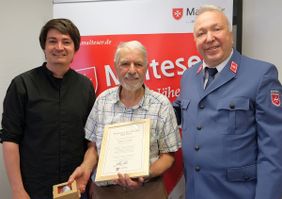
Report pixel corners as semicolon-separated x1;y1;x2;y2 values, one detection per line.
174;4;282;199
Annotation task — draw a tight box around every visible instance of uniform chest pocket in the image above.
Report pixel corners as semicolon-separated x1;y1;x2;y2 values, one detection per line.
217;97;253;134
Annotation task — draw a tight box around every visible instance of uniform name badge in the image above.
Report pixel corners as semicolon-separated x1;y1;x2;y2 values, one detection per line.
95;119;150;182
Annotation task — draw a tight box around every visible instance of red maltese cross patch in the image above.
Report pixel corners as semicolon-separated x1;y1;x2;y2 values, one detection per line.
271;90;281;107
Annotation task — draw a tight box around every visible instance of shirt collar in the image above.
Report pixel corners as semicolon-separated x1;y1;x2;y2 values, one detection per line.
114;85;149;111
42;62;72;79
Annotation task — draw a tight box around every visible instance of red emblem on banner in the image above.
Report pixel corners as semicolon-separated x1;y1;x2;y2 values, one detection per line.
197;64;203;74
271;90;281;107
172;8;183;20
76;67;98;92
230;61;238;74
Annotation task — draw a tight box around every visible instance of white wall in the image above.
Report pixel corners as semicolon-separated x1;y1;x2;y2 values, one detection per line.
242;1;282;81
0;0;282;198
0;1;52;198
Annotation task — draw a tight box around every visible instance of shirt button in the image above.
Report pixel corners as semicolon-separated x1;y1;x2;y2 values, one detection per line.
244;176;250;181
194;145;200;151
199;103;205;109
195;165;201;172
229;103;235;109
196;126;202;131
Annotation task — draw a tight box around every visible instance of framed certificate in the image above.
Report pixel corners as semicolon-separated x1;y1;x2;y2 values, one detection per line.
95;119;150;182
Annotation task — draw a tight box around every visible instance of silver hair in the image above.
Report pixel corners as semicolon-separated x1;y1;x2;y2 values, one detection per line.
114;40;148;66
196;4;232;31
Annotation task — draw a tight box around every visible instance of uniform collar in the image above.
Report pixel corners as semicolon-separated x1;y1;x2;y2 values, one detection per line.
203;48;234;73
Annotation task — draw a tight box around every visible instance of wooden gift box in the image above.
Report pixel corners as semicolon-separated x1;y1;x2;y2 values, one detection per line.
53;180;79;199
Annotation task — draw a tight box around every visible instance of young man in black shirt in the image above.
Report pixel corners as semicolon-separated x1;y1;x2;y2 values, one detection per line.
1;18;95;199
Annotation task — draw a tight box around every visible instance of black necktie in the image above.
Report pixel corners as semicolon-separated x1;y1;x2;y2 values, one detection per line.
205;67;218;89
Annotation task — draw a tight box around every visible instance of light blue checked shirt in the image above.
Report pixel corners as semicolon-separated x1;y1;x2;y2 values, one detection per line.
85;85;181;184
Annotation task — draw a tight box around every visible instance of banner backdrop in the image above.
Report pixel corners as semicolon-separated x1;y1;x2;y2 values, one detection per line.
54;1;233;198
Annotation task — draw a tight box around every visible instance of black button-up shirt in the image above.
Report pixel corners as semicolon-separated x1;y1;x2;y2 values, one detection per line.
1;63;95;198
